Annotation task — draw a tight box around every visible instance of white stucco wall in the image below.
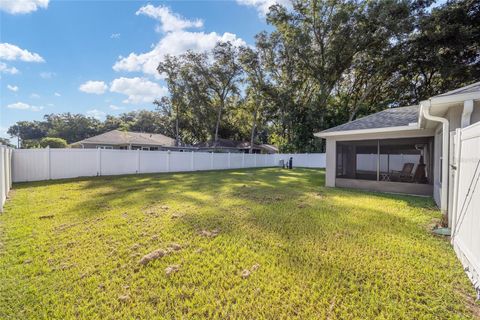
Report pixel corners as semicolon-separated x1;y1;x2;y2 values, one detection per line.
325;138;336;187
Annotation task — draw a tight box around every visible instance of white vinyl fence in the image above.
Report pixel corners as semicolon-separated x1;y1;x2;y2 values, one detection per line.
0;145;13;212
11;148;325;183
450;121;480;295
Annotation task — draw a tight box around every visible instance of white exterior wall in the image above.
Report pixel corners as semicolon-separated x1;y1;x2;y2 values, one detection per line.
325;138;336;187
11;150;325;183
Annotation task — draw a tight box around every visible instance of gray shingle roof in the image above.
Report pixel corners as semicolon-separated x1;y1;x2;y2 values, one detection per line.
321;105;419;133
433;81;480;98
73;130;175;146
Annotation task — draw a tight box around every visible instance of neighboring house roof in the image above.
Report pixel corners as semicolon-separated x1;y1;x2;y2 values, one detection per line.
72;130;175;146
194;139;278;153
195;138;258;149
259;144;279;153
321;105;419;133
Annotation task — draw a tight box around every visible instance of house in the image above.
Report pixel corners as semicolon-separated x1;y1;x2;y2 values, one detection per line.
194;138;278;154
71;130;189;151
315;82;480;222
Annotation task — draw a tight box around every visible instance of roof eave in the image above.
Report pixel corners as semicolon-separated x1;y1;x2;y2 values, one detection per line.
423;91;480;107
314;124;421;138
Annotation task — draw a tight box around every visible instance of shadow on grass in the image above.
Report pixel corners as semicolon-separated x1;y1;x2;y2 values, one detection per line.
12;168;436;221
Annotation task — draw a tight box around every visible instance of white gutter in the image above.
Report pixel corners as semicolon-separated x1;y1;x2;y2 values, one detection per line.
421;100;449;218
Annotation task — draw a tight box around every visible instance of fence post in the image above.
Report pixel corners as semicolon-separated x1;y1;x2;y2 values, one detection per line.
166;151;171;172
46;146;51;180
254;153;257;167
242;152;245;168
451;129;463;236
191;151;194;171
228;152;231;169
210;152;214;170
96;148;102;176
8;149;12;190
6;149;11;193
0;147;5;212
136;149;141;174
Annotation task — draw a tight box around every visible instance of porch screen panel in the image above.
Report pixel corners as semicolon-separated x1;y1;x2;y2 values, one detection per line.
336;137;433;184
336;140;378;181
379;137;432;184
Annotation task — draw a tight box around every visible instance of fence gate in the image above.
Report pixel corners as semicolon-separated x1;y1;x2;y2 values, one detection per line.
451;121;480;295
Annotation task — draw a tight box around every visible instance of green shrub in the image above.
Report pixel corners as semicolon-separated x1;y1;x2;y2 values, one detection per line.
39;137;68;148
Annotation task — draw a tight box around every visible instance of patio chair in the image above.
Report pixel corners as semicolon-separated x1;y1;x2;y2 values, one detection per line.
390;163;415;182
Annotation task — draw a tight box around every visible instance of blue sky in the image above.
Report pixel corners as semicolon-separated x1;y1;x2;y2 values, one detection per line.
0;0;281;139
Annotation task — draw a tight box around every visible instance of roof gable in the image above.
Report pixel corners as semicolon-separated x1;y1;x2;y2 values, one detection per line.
74;130;175;146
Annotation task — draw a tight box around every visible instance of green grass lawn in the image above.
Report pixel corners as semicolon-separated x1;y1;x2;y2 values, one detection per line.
0;168;478;319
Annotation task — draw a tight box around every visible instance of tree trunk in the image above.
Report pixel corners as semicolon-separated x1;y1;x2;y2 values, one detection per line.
249;101;258;154
213;100;224;147
175;104;180;147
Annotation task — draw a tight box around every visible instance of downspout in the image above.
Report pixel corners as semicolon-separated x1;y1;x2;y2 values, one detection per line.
421;100;449;222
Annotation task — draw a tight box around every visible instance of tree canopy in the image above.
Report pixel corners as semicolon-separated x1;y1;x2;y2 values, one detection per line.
7;0;479;151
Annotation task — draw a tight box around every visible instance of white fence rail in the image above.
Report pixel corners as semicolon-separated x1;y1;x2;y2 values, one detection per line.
11;149;325;183
0;146;13;212
450;121;480;294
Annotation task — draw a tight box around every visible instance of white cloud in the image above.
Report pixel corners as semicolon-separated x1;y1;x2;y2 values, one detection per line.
110;33;121;39
79;80;108;94
7;102;30;110
113;5;245;78
110;77;167;104
7;84;18;92
86;109;106;120
0;0;49;14
109;104;124;110
0;43;44;62
6;102;43;111
236;0;290;16
30;93;40;98
114;31;246;77
0;62;19;74
54;92;61;97
136;4;203;33
39;71;55;79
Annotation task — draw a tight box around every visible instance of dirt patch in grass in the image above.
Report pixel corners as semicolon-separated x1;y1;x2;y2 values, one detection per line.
165;264;180;276
199;229;220;238
139;249;166;266
39;214;54;219
167;243;182;251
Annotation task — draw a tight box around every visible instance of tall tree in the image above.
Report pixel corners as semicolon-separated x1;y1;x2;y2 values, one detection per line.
158;55;186;146
263;0;423;150
394;0;480;104
189;42;243;146
239;47;269;153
